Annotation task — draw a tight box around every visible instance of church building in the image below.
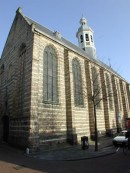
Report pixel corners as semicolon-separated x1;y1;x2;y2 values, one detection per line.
0;7;130;151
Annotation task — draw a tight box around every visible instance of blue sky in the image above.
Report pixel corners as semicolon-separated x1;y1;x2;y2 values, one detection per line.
1;0;130;82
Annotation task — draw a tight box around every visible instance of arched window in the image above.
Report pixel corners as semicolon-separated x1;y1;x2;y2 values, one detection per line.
90;35;93;42
91;66;101;108
123;82;129;111
0;64;5;74
43;46;58;104
105;73;113;110
18;43;26;115
80;35;83;43
85;34;89;41
72;58;83;106
19;43;26;56
8;64;13;81
116;79;122;111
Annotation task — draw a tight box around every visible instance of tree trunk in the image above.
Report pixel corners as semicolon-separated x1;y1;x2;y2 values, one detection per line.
94;104;98;151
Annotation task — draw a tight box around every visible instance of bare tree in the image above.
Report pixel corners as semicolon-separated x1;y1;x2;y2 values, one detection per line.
66;62;113;151
84;66;113;151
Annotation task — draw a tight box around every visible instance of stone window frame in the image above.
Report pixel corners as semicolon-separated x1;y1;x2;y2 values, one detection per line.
8;64;13;81
91;65;101;109
90;35;93;42
80;35;83;43
105;73;114;111
122;82;129;111
72;57;84;107
85;34;89;41
43;45;58;104
115;78;122;112
0;64;5;74
19;43;26;56
18;43;27;115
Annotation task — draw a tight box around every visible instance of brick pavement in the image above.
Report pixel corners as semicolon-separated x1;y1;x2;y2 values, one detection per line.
31;136;115;160
0;136;117;173
32;143;115;161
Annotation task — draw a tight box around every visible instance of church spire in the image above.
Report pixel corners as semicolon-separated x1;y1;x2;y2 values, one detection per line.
76;17;96;59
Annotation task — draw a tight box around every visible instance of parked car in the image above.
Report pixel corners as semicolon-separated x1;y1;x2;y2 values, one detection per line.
113;130;128;147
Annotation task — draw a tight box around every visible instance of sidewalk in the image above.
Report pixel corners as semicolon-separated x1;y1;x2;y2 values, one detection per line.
30;136;116;161
0;137;127;173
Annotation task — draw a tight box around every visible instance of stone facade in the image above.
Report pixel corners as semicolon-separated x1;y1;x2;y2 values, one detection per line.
0;8;34;148
0;8;130;151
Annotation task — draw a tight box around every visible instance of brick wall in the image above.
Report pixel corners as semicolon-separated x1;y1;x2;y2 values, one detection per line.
0;8;129;150
0;9;33;148
30;33;67;149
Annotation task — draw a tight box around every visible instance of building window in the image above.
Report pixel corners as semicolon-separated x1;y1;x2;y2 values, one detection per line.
8;64;13;81
116;80;122;111
18;43;26;115
43;46;58;104
91;66;101;108
19;43;26;55
0;64;5;74
80;35;83;43
106;73;113;110
85;34;89;41
72;58;83;106
91;35;93;42
123;83;129;111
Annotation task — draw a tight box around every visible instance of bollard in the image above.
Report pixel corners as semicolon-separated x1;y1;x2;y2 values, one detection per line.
26;148;30;155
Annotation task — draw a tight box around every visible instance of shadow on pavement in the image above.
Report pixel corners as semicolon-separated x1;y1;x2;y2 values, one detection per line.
0;137;115;172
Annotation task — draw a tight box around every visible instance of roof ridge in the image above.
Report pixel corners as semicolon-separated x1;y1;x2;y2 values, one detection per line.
18;8;127;82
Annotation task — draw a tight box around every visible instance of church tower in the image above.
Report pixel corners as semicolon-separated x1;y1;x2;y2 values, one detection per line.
76;17;96;59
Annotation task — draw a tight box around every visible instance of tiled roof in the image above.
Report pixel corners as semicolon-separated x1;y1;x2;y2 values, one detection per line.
24;15;125;81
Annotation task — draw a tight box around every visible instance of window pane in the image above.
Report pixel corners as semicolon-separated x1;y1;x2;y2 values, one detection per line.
48;55;53;77
86;34;89;41
80;35;83;43
43;46;58;104
43;85;48;101
106;74;113;110
72;58;83;106
48;83;52;101
92;67;101;108
91;35;93;42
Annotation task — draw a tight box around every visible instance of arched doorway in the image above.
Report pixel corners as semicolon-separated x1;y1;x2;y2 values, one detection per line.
2;115;9;142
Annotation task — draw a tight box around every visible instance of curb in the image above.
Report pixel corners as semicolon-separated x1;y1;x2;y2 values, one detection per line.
57;148;116;161
30;146;116;161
